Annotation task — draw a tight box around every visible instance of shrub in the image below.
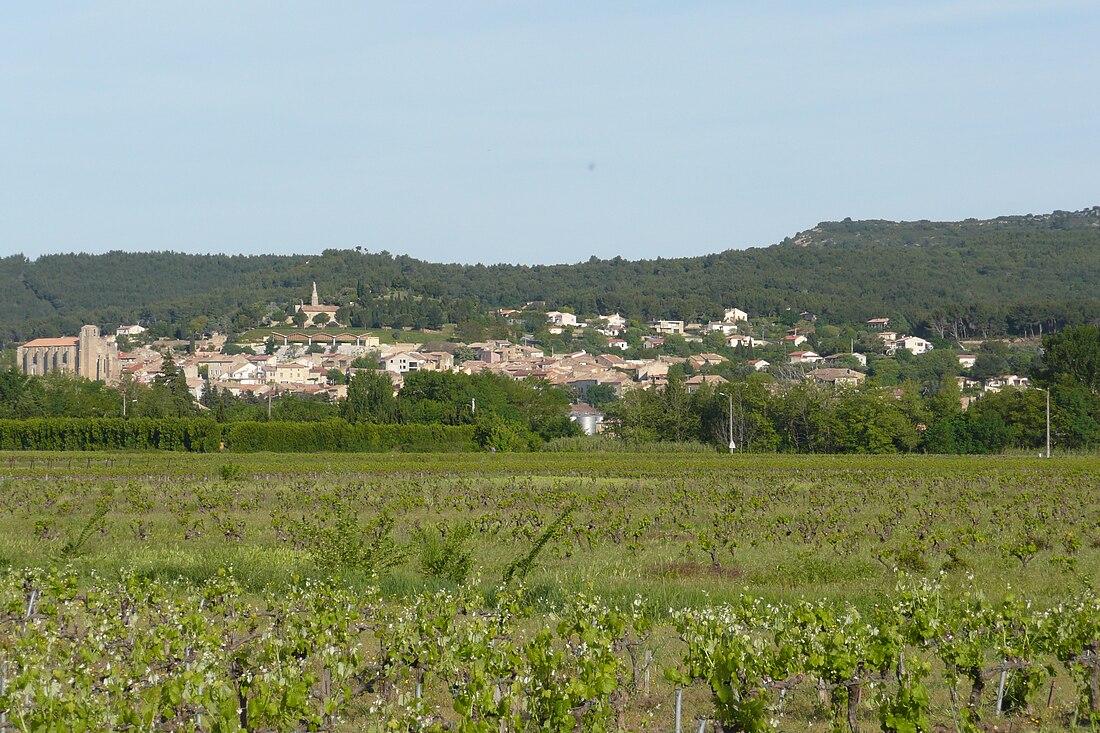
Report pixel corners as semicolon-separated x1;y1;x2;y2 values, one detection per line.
413;521;475;584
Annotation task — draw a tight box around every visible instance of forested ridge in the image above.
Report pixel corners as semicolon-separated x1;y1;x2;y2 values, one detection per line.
2;206;1098;343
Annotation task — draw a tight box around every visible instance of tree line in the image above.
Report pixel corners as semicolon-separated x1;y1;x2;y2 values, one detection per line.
608;325;1100;453
3;208;1098;344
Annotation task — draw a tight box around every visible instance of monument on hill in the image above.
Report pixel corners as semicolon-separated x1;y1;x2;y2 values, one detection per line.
294;282;340;327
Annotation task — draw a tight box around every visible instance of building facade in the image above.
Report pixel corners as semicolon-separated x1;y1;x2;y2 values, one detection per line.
17;325;121;384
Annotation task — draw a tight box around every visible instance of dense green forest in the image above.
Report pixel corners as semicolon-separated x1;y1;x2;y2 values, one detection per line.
2;207;1098;344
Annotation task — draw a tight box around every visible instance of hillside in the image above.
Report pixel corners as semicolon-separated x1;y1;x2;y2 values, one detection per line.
2;207;1098;344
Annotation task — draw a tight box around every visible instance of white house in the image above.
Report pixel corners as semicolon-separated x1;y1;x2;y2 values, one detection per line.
705;321;739;335
116;324;146;337
789;350;822;364
546;311;578;327
650;320;684;335
957;354;977;369
723;308;748;323
607;338;629;351
890;336;934;356
746;359;770;371
727;334;757;348
602;313;627;328
382;352;428;373
984;374;1030;392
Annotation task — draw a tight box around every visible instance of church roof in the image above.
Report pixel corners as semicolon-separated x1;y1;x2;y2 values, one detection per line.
21;337;80;348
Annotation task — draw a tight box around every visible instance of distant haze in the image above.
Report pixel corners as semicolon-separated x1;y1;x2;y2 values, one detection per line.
2;2;1098;264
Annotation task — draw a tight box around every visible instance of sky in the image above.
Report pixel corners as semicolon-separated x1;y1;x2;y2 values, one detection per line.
2;1;1098;265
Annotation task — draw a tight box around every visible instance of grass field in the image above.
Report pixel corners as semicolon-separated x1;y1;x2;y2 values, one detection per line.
2;451;1099;730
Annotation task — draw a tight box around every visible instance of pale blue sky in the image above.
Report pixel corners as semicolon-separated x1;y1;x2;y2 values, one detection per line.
2;1;1098;264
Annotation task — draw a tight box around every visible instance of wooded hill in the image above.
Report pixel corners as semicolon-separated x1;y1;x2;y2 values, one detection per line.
3;207;1098;344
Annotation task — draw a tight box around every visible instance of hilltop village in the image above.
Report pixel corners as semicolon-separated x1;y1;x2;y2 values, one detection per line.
12;282;1040;433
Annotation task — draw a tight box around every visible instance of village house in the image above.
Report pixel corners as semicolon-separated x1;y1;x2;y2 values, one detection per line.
642;337;665;349
808;368;866;386
186;378;205;401
957;354;977;369
788;350;823;364
419;352;455;371
268;361;312;385
822;352;868;367
726;334;757;348
382;352;428;373
889;336;934;356
224;360;264;383
705;321;739;335
688;353;726;370
116;324;146;337
545;311;578;327
746;359;770;371
684;374;728;393
783;334;808;347
607;338;628;351
649;320;684;335
219;382;275;399
956;376;983;391
983;375;1030;393
866;317;891;330
198;355;246;381
635;360;671;382
601;313;627;328
723;308;748;323
597;325;626;337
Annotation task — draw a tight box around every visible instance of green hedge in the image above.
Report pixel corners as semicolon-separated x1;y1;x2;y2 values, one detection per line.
222;420;475;452
0;418;222;452
0;419;476;453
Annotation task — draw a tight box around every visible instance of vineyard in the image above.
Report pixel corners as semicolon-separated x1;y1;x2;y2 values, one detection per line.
1;451;1099;731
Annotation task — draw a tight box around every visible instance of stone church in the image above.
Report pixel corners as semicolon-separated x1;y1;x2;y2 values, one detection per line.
294;282;340;327
17;325;121;384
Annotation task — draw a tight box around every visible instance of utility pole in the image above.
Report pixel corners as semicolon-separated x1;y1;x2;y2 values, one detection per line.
471;397;476;416
267;391;272;420
1046;387;1051;459
728;392;735;454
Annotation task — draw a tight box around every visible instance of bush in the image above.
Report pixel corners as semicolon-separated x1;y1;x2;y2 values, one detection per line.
218;463;245;481
296;503;407;576
472;414;536;452
413;521;475;584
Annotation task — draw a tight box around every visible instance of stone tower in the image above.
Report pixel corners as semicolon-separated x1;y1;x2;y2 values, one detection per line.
77;325;120;383
311;282;319;307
